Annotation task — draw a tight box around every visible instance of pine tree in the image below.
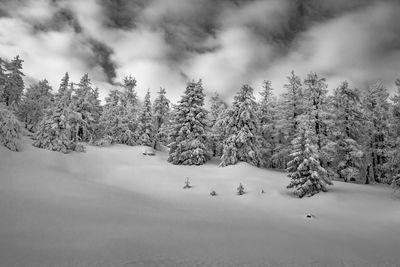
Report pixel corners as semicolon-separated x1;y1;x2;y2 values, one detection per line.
98;90;137;146
302;72;336;177
137;90;154;147
287;115;333;198
387;79;400;186
168;80;210;165
122;76;139;141
33;76;74;153
0;103;21;151
153;87;170;148
219;84;260;167
331;81;364;182
2;55;24;106
18;79;53;132
362;81;390;184
258;80;277;167
0;58;6;99
70;74;100;143
208;92;228;157
273;71;303;169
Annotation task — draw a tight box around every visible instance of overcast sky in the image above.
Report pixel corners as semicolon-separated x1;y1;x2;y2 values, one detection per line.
0;0;400;102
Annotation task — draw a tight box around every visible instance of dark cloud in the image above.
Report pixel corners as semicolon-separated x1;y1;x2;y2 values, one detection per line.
33;7;82;33
98;0;147;29
86;38;117;84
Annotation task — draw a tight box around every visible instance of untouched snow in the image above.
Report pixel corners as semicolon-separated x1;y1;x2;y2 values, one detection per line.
1;138;400;267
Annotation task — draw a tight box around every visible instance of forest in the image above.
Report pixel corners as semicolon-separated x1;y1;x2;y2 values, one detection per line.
1;55;400;198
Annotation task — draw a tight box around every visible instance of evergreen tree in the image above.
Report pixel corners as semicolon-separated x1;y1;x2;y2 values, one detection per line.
153;87;170;148
273;71;303;169
2;55;24;106
208;92;227;157
362;81;390;183
0;103;21;151
387;79;400;185
287;115;333;198
302;72;336;177
55;73;70;102
18;79;53;132
0;58;6;99
168;80;210;165
98;90;137;146
122;76;139;140
219;84;260;167
70;74;100;143
331;81;364;182
33;76;74;153
137;90;154;147
258;80;277;167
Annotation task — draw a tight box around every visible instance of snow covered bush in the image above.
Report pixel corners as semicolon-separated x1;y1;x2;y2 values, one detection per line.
237;183;245;195
183;178;191;189
391;175;400;191
0;104;21;151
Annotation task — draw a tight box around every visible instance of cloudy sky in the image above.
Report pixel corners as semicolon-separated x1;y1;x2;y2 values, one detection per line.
0;0;399;102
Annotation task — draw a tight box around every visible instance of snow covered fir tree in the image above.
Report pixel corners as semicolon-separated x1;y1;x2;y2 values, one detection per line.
219;84;260;167
286;115;333;198
168;80;210;165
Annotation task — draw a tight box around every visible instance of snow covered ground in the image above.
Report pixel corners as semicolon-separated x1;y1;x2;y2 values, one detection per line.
1;138;400;267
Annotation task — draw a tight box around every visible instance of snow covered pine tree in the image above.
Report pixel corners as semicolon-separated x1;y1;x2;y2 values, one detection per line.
137;90;155;147
287;116;333;198
219;84;260;167
0;103;21;151
33;74;74;153
168;80;210;165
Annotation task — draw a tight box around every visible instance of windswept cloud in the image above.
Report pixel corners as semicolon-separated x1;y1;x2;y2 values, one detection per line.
1;0;400;102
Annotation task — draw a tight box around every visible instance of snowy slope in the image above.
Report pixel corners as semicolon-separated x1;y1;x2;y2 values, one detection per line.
0;138;400;267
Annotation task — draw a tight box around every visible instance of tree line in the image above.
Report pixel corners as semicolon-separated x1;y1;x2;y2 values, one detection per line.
0;55;399;197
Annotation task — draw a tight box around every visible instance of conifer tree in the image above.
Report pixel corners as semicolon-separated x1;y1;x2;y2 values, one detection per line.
258;80;277;167
137;90;154;147
331;81;364;182
302;72;336;176
18;79;53;132
362;81;390;183
387;79;400;186
33;76;74;153
153;87;170;148
70;74;100;143
208;92;227;157
122;76;139;139
0;58;6;99
98;90;137;146
273;71;303;169
287;115;333;198
2;55;24;106
0;103;21;151
219;84;260;167
168;80;210;165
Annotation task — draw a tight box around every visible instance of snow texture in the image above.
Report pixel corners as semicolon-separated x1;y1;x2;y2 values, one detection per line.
1;137;399;266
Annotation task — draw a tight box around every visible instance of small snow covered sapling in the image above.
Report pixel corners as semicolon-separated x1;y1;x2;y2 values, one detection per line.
392;175;400;191
183;178;192;189
237;183;245;195
210;190;217;196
